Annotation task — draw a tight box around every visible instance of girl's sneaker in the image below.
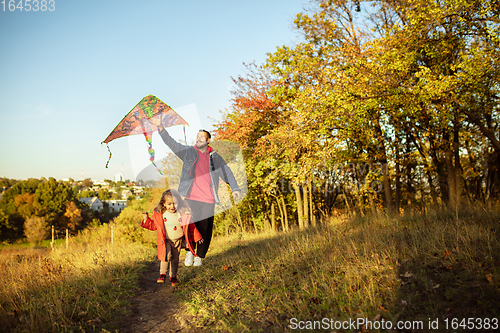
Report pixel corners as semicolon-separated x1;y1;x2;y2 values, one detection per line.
170;277;179;286
157;274;166;283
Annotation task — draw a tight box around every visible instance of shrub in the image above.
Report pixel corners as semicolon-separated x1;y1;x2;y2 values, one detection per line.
23;216;49;246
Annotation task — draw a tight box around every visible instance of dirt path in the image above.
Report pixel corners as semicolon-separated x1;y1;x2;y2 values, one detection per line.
108;260;205;333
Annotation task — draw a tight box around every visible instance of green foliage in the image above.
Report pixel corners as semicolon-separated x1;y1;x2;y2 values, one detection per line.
82;178;94;188
113;206;151;245
34;178;77;222
98;188;112;200
79;190;97;198
0;177;18;190
1;178;41;204
0;178;84;241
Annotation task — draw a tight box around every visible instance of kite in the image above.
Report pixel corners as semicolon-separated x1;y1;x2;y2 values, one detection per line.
102;94;189;175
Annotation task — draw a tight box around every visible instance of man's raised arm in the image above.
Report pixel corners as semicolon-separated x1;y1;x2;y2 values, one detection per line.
150;117;190;160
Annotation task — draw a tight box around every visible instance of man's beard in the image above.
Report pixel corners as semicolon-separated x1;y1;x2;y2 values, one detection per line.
196;141;208;149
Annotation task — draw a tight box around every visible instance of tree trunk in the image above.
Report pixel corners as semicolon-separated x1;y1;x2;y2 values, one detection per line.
465;139;475;198
294;184;304;229
232;205;244;234
356;191;365;216
466;111;500;152
425;167;438;206
408;130;439;207
302;182;309;228
395;132;401;213
270;202;276;231
374;118;394;213
369;191;377;215
263;213;271;231
405;132;414;208
261;197;271;230
428;133;449;207
342;187;352;216
280;193;289;231
406;161;413;207
309;181;316;226
444;129;457;211
453;117;462;207
247;202;258;233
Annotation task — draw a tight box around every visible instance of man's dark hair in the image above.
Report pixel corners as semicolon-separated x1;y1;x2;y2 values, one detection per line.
199;129;211;140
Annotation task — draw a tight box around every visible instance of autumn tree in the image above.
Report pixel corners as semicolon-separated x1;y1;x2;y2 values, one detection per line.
214;0;500;233
266;0;500;213
0;179;42;239
24;216;49;246
214;62;287;231
0;178;84;240
64;201;83;231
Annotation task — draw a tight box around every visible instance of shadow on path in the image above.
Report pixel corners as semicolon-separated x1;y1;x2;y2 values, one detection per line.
106;260;205;333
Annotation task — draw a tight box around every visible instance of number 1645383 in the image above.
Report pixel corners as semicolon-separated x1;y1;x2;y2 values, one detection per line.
1;0;55;12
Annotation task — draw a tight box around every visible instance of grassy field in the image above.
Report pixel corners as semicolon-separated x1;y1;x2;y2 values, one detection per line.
0;224;155;333
176;209;500;332
1;209;499;332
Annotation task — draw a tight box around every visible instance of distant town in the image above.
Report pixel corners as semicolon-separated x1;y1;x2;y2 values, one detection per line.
68;173;149;213
0;173;156;221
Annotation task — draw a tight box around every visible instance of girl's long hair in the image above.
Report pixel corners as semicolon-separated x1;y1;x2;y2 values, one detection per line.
154;189;191;214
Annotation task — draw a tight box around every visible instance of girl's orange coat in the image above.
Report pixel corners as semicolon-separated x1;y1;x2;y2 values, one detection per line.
141;211;203;260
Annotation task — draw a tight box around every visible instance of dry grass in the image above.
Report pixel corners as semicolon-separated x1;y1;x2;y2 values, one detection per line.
0;224;155;332
176;209;500;332
1;208;498;332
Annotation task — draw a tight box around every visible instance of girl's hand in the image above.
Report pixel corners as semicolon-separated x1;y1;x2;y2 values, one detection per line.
198;238;204;244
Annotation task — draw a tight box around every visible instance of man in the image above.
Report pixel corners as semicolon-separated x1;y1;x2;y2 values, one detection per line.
151;117;241;266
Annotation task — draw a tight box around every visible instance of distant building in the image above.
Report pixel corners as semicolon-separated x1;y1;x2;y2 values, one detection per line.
103;199;127;213
132;185;145;193
79;197;127;213
121;189;133;200
79;197;104;211
89;186;101;192
114;173;123;182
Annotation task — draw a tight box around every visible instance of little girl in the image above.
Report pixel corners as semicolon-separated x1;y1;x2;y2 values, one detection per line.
142;189;203;286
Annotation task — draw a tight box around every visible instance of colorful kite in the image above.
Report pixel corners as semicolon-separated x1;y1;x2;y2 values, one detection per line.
102;94;189;175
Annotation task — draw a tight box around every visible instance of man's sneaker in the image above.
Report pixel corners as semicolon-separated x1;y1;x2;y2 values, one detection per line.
193;256;202;266
185;251;194;266
170;277;179;286
157;274;166;283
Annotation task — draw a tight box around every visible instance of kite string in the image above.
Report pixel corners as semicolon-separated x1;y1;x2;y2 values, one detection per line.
144;131;164;176
105;144;112;169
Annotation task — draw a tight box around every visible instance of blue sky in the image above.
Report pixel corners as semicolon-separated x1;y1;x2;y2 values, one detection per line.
0;0;308;181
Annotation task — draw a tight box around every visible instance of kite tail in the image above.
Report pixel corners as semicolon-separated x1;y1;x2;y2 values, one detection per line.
144;132;164;175
105;144;112;169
